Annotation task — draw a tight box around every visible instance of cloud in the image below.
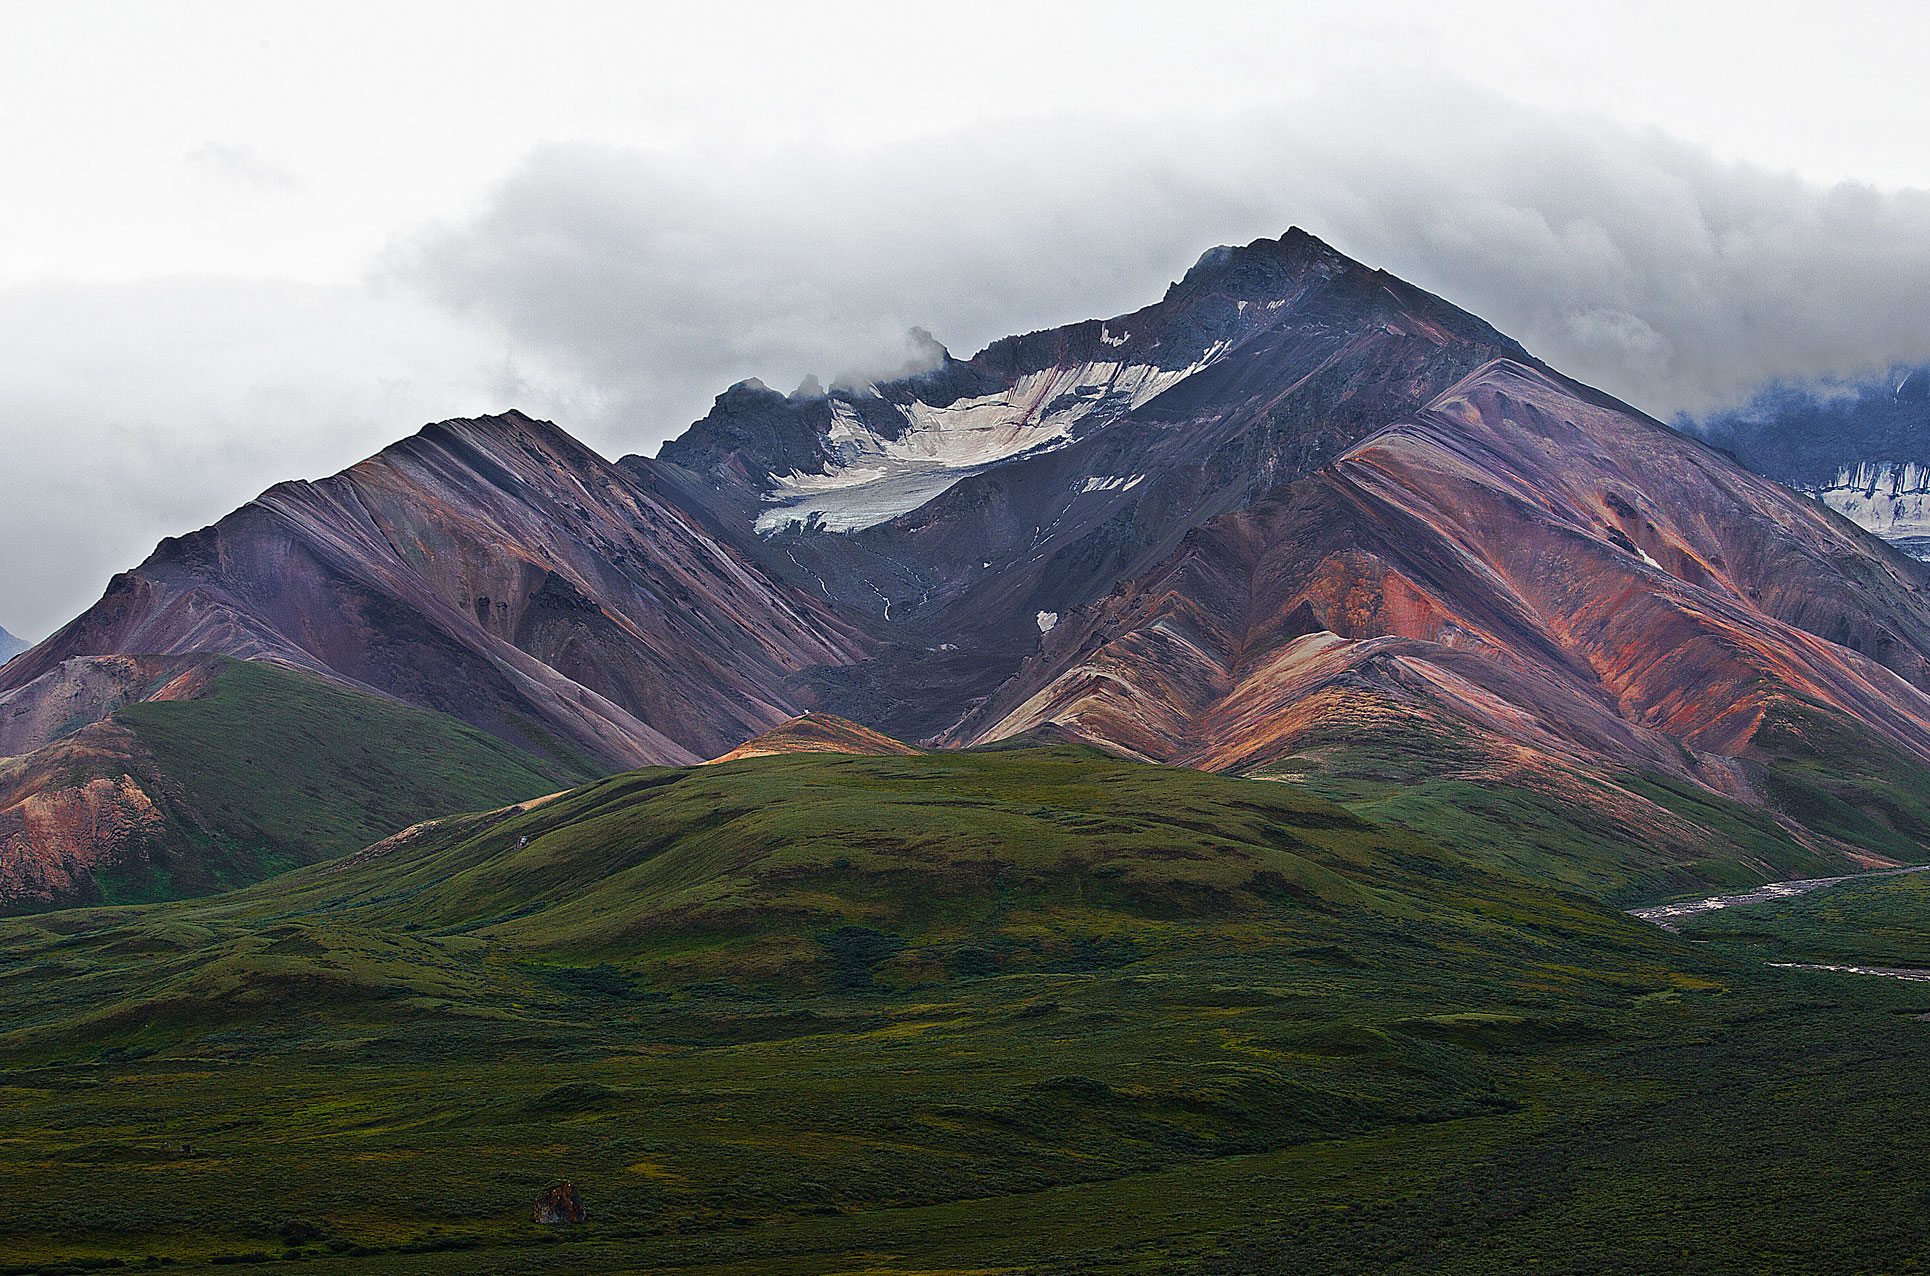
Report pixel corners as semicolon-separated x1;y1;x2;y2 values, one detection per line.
390;76;1930;456
0;278;572;638
184;142;303;195
15;74;1930;640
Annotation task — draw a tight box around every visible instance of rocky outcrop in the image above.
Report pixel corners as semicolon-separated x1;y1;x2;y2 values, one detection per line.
0;719;182;907
1811;462;1930;559
532;1182;586;1224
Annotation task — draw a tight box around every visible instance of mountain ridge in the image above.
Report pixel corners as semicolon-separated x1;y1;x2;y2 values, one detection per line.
1;410;872;774
6;227;1930;908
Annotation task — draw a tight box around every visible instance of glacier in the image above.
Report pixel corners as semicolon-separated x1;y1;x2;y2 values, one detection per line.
754;353;1222;535
1811;461;1930;559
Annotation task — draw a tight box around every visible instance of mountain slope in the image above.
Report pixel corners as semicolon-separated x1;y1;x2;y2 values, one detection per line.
946;360;1930;894
0;657;587;910
0;627;26;664
707;712;922;762
0;412;869;769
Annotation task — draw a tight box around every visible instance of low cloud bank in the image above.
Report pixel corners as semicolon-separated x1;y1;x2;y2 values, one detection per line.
13;77;1930;638
0;278;571;638
393;79;1930;448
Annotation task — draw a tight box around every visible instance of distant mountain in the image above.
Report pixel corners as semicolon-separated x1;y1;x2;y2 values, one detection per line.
0;626;26;663
8;228;1930;909
1689;365;1930;560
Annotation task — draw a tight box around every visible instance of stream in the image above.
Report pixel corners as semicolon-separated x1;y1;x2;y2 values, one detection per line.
1627;865;1930;931
1627;864;1930;984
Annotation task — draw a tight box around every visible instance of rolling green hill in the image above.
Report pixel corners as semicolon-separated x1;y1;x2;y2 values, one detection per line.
115;658;600;878
2;658;602;911
2;746;1928;1273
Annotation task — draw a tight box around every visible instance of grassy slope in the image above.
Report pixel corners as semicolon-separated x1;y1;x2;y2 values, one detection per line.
105;658;599;898
1747;698;1930;860
1243;711;1841;904
80;744;1673;987
0;748;1927;1272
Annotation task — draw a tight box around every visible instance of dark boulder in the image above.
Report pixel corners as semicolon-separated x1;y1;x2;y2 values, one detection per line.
532;1181;586;1224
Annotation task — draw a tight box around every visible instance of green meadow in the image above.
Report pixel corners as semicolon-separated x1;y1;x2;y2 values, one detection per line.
0;747;1925;1273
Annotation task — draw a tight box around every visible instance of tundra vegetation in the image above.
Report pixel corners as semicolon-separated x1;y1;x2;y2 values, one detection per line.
1;746;1926;1273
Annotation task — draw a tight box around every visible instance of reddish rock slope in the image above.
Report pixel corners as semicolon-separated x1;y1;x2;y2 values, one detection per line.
948;361;1930;804
708;713;922;763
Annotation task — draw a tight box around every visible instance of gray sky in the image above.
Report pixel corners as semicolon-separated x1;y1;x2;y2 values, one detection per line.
5;0;1930;639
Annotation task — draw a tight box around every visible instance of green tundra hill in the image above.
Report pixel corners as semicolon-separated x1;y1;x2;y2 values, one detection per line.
1;745;1928;1273
19;657;603;910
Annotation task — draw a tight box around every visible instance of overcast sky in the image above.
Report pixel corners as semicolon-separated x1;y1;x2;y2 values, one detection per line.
5;0;1930;639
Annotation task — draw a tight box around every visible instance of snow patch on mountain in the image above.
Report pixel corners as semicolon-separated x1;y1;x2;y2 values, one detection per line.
1810;462;1930;559
1080;474;1145;494
755;354;1222;535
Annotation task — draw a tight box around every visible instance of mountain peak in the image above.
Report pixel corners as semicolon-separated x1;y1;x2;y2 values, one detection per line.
1167;227;1343;298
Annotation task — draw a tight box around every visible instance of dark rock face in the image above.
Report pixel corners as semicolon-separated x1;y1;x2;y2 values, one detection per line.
532;1181;586;1225
632;229;1535;739
1687;366;1930;561
1690;364;1930;493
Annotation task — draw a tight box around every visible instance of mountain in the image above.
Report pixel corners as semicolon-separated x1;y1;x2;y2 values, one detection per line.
1690;365;1930;560
940;358;1930;894
9;228;1930;909
0;411;868;773
639;229;1531;739
634;232;1930;893
0;627;26;664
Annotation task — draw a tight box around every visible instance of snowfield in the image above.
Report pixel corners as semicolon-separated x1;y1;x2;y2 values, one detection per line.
754;351;1223;534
